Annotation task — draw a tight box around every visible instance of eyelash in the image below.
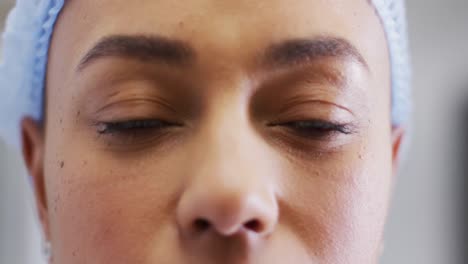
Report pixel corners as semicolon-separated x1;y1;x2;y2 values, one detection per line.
97;119;351;134
95;119;352;148
96;119;175;135
269;120;353;138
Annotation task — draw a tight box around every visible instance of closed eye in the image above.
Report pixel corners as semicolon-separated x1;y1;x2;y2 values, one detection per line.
96;119;180;134
268;120;354;139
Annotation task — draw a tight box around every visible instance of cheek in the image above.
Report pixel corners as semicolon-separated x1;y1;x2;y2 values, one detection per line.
43;149;182;262
280;142;392;262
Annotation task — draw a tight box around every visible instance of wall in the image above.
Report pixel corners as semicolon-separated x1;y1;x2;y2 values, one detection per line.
382;1;467;263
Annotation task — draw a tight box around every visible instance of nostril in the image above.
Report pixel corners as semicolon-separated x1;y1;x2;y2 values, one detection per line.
244;219;263;233
193;218;211;232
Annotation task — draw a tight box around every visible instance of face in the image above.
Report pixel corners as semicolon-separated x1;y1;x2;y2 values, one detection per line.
21;0;404;263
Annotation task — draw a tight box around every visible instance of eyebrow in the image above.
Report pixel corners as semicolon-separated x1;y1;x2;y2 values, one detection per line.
77;35;195;71
262;36;369;71
77;34;368;73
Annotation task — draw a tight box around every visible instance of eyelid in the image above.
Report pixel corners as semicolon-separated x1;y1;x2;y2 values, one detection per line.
278;97;355;118
95;97;179;117
86;94;186;129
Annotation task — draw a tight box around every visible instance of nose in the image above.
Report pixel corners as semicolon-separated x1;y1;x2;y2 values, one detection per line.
176;122;279;238
177;182;278;237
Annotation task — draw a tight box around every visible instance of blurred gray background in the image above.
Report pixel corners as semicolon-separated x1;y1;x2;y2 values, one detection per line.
1;0;467;263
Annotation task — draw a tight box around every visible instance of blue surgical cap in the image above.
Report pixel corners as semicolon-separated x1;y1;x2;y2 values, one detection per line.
0;0;411;150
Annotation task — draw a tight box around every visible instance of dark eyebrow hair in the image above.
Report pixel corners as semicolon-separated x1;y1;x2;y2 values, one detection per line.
77;34;367;74
262;36;369;71
77;35;195;71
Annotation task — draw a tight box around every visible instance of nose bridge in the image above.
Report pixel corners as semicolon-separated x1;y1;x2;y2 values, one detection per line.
192;98;264;201
197;89;255;176
176;97;279;237
200;92;273;188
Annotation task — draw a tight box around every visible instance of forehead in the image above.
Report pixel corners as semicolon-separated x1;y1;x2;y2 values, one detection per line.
51;0;387;75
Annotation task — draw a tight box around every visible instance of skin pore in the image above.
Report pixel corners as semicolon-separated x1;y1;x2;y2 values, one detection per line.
21;0;404;263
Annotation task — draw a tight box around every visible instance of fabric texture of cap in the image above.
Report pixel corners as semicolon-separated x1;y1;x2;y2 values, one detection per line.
0;0;411;150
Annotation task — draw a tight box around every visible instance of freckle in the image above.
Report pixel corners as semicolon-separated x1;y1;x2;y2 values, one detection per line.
178;21;184;28
76;111;81;117
59;118;63;124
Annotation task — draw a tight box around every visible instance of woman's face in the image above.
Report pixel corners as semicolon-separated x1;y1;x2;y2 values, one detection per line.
22;0;403;263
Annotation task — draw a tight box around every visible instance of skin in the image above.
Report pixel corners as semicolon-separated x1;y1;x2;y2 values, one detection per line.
21;0;405;263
